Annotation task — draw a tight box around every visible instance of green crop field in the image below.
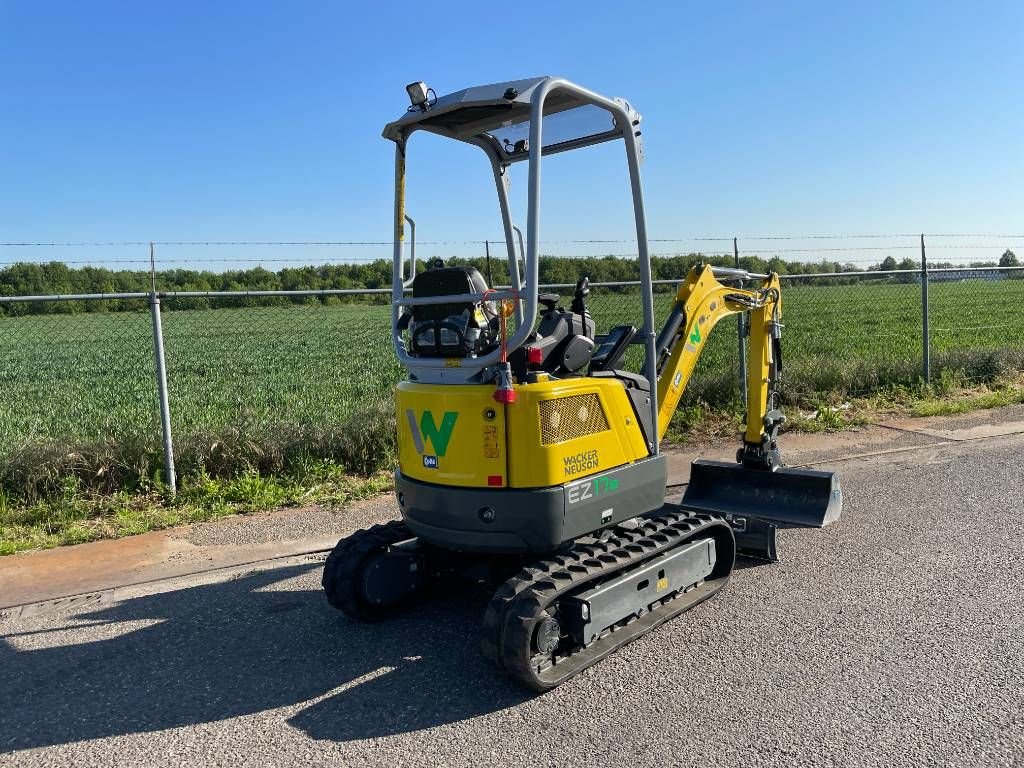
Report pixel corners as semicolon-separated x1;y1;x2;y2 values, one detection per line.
0;302;398;446
0;278;1020;500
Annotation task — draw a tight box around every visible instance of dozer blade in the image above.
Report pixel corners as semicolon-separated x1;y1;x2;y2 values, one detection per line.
681;459;842;529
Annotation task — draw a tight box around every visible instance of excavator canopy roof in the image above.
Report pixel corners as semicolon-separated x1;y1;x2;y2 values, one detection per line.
382;76;640;162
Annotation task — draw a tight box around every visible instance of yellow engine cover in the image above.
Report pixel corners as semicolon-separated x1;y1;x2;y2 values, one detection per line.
395;376;650;490
396;382;508;488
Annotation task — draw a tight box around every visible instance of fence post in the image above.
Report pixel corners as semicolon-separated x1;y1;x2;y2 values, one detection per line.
735;237;748;405
149;243;177;493
920;234;930;384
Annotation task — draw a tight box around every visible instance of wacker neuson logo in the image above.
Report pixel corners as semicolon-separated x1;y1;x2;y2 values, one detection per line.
406;409;458;468
563;449;600;477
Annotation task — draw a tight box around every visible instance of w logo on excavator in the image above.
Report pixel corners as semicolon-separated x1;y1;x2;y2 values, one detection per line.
684;324;703;353
406;409;458;464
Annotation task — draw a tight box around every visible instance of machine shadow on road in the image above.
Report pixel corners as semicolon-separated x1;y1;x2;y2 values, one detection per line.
0;563;530;752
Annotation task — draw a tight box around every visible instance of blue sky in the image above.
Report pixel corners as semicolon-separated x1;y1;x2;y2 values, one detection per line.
1;1;1021;268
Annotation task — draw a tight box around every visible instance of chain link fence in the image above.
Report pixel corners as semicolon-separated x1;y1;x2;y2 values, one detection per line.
159;293;398;433
0;266;1021;497
926;268;1024;386
0;297;159;444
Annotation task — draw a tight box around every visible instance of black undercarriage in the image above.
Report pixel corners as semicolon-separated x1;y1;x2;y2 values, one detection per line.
323;454;840;691
322;505;748;691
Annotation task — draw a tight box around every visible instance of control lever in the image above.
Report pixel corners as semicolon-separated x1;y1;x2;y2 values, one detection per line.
570;277;590;316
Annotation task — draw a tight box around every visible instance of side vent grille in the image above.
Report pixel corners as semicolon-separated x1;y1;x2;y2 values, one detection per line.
539;393;610;445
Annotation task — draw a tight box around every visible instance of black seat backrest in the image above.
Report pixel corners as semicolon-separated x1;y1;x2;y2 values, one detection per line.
411;266;489;321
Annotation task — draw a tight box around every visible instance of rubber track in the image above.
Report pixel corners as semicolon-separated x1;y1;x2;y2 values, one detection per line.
321;520;415;622
482;511;735;691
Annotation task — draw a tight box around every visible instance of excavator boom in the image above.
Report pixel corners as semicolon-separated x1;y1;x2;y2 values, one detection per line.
655;265;780;446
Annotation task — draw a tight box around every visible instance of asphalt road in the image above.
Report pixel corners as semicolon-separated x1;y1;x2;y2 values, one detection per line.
2;430;1023;767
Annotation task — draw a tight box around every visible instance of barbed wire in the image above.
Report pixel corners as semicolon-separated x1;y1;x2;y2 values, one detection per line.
1;241;398;247
0;259;157;266
3;253;1015;267
2;233;1022;248
2;232;1017;270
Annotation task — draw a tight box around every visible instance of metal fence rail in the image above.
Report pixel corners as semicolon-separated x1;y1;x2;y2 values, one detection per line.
1;266;1022;493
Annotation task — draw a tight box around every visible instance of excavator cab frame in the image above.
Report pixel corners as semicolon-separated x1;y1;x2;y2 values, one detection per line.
383;76;661;449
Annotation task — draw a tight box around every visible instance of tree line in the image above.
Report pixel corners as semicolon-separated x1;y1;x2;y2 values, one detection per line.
0;250;1016;316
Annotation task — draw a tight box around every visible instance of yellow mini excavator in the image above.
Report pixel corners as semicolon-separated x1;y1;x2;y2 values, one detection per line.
323;77;842;691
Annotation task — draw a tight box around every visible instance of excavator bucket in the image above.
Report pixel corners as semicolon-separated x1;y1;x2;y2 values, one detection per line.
681;459;842;529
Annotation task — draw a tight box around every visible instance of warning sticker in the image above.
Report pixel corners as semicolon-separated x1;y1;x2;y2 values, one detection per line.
482;425;500;458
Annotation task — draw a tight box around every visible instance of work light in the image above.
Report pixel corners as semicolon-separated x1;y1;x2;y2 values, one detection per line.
406;81;429;110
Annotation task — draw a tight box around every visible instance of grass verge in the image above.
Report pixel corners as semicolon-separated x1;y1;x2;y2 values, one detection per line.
0;399;399;555
909;386;1024;417
0;463;392;556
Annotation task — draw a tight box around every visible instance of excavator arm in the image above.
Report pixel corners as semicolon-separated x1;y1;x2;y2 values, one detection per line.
650;264;841;532
654;264;783;467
